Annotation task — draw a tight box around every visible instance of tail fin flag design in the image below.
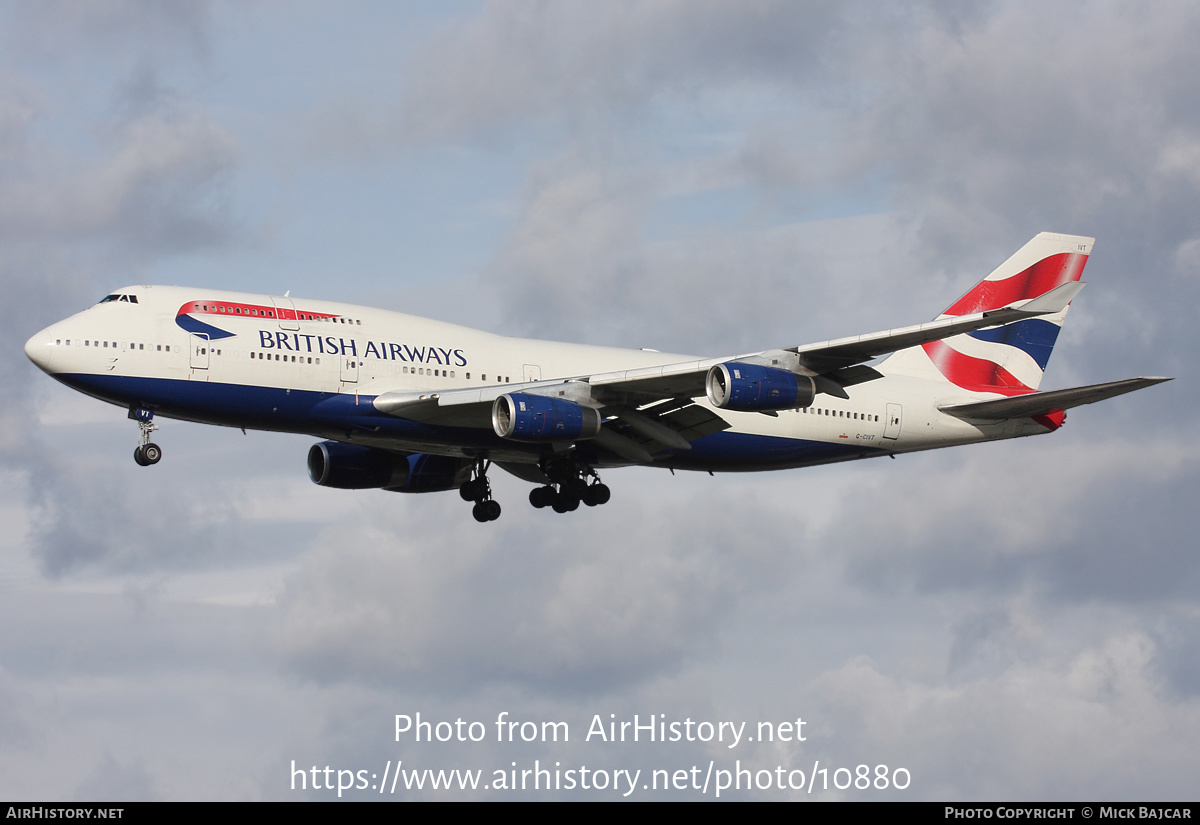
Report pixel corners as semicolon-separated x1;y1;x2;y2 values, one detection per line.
880;233;1093;395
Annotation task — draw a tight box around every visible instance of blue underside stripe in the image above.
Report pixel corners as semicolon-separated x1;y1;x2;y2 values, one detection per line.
57;373;882;470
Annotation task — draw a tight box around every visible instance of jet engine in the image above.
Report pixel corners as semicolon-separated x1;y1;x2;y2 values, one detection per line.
706;363;816;412
307;441;466;493
492;393;602;441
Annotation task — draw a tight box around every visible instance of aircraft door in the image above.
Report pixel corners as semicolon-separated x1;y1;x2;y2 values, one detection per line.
270;296;300;331
340;355;359;384
189;333;210;370
883;403;903;440
523;364;542;382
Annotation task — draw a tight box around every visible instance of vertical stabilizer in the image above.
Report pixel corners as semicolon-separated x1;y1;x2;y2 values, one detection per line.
878;232;1092;395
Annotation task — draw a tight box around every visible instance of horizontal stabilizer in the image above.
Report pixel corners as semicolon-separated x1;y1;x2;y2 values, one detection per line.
939;377;1172;420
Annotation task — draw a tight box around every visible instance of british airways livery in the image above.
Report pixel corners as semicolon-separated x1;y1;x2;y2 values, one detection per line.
24;233;1169;522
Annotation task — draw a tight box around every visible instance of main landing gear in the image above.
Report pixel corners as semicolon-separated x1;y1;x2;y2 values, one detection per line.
460;458;501;522
458;456;612;522
129;407;162;466
528;458;611;514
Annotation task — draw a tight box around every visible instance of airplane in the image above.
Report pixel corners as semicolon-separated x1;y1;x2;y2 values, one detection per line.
24;232;1170;523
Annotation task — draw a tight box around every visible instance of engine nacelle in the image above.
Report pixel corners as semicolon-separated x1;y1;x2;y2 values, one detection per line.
307;442;466;493
308;441;407;489
706;363;816;412
387;453;468;494
492;393;602;441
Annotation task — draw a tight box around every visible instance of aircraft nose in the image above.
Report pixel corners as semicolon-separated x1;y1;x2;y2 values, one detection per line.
25;328;55;373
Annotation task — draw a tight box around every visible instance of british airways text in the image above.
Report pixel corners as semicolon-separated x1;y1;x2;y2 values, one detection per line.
258;330;467;365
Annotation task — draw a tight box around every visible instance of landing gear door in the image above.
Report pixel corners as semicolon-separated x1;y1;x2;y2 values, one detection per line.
270;296;300;331
189;333;210;370
883;402;903;440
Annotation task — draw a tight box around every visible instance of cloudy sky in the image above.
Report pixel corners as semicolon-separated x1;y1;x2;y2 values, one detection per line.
2;0;1198;801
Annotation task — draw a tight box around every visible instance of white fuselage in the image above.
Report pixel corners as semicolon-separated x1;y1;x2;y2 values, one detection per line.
25;285;1045;473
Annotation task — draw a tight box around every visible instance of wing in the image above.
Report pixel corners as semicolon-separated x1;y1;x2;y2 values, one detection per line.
372;280;1085;453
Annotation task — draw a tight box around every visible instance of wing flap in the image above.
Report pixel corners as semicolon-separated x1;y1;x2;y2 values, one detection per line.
659;403;731;441
599;401;729;459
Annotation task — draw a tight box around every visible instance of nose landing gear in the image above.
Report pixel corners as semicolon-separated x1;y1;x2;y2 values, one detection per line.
129;406;162;466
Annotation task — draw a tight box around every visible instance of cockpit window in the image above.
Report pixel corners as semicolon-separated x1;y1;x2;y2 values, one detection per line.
99;294;120;303
98;293;139;304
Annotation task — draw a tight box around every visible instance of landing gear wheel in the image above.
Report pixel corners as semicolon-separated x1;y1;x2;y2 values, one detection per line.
141;443;162;465
529;486;555;509
134;446;148;466
592;483;610;505
473;499;502;522
552;491;580;513
583;482;610;506
460;478;481;501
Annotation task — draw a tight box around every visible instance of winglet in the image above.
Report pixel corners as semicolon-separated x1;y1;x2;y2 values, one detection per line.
1008;280;1085;316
